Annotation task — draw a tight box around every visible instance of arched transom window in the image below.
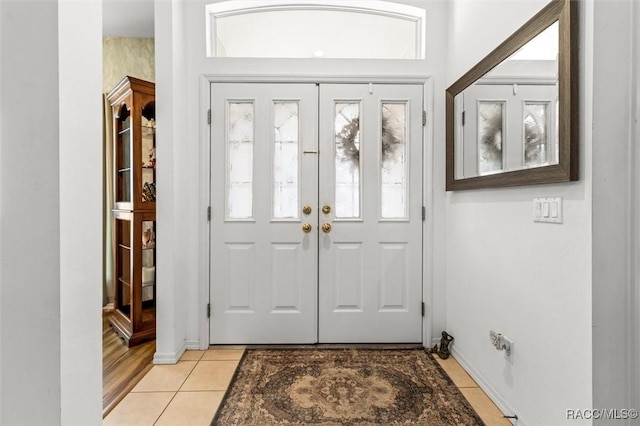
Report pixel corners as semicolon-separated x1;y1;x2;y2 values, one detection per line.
206;1;426;59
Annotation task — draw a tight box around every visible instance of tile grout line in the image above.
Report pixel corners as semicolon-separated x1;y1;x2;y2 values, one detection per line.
176;358;201;392
151;391;179;426
151;357;201;426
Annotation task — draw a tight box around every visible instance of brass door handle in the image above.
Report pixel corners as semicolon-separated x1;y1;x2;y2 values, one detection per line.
321;223;332;233
302;223;312;233
322;205;331;214
302;205;312;215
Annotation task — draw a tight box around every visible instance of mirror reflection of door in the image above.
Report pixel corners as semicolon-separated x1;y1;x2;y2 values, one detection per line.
452;21;560;180
209;82;424;344
459;83;557;178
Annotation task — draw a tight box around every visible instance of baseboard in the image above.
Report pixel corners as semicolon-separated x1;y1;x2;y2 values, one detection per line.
451;347;524;426
185;339;201;350
153;340;187;364
152;339;204;364
431;337;440;348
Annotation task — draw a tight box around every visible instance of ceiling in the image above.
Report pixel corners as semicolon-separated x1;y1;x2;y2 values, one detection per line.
103;0;154;37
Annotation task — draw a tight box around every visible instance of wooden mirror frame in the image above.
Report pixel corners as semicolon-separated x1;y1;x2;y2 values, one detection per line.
446;0;578;191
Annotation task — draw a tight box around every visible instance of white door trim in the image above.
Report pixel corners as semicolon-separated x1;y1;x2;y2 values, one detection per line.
198;75;434;348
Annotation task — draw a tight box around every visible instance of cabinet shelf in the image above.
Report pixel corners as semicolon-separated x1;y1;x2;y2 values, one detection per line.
108;76;156;348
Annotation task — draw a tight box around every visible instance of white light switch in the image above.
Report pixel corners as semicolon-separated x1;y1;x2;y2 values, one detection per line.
542;202;550;217
533;197;563;223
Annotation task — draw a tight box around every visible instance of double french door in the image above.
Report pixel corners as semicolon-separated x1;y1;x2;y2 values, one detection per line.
209;82;423;344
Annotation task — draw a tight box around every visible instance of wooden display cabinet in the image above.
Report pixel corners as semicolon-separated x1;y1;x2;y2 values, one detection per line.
107;76;156;346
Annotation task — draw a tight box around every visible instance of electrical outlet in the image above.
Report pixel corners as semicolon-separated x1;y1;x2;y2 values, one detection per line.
502;335;514;359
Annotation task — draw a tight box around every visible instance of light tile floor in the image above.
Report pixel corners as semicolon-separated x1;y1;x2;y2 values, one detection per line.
433;356;513;426
104;347;512;426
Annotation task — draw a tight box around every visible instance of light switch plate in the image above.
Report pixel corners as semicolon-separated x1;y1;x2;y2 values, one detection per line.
533;197;562;223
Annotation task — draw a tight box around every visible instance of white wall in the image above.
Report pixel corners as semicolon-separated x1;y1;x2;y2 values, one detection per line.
0;0;103;424
153;0;449;358
445;1;593;425
633;0;640;414
154;0;192;363
59;0;103;423
591;0;635;420
0;1;62;423
629;3;640;407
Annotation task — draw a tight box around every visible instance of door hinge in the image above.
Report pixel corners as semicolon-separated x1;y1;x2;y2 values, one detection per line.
421;302;425;317
422;110;427;126
207;109;211;125
461;110;465;126
207;303;211;318
207;206;211;221
422;206;426;221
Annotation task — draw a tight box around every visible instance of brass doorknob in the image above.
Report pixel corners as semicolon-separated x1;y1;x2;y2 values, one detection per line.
322;205;331;214
321;223;332;233
302;205;312;215
302;223;312;233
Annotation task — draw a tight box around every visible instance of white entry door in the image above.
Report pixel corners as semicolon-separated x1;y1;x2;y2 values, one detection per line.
209;83;319;344
318;84;423;343
210;82;423;344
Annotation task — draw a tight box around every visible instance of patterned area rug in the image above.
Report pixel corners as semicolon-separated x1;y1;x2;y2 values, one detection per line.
211;348;484;425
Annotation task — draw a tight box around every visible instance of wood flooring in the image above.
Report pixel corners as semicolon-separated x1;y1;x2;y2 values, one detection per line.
103;310;155;417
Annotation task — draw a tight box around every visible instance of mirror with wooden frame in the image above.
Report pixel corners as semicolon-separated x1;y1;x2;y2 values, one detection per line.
446;0;578;191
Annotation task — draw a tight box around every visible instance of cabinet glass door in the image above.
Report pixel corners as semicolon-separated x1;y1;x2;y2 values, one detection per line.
114;213;132;315
141;219;155;308
141;102;156;205
116;104;132;204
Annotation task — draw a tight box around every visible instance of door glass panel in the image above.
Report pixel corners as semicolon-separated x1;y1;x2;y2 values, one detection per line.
334;102;361;218
478;101;504;175
227;102;254;219
524;102;548;167
381;102;407;219
273;102;299;219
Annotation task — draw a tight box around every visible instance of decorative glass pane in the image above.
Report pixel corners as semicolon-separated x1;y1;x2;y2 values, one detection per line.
208;4;423;59
524;102;548;166
335;103;361;218
273;102;299;219
381;103;407;219
478;102;504;175
227;102;254;219
141;220;155;303
141;115;156;203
